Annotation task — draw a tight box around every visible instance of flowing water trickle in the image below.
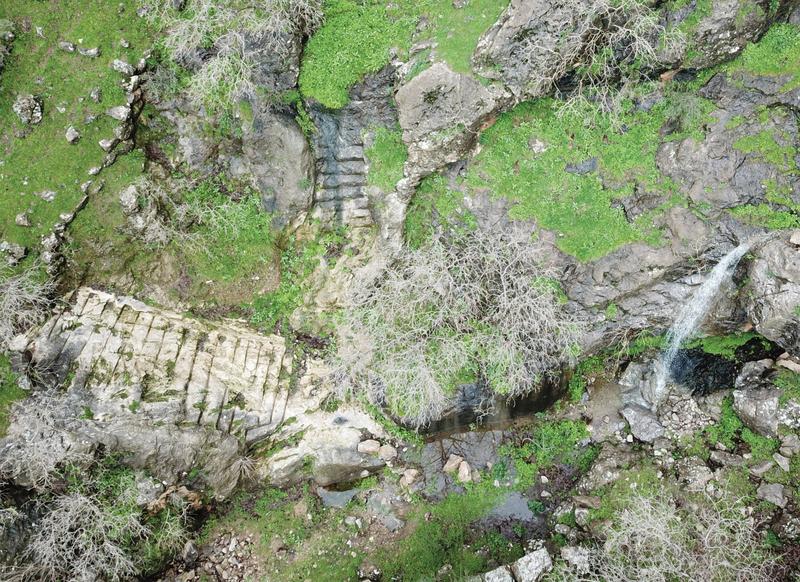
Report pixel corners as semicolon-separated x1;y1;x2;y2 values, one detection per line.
647;242;753;407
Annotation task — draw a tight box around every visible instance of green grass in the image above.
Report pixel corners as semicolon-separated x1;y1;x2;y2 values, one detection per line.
0;354;25;436
705;396;744;450
299;0;419;108
299;0;509;108
183;179;276;284
462;98;683;260
365;126;407;191
684;331;762;360
776;370;800;407
567;355;604;402
727;23;800;88
0;0;152;258
427;0;509;74
376;483;503;581
248;227;347;332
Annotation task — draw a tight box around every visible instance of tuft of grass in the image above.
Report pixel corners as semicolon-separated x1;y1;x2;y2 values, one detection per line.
248;227;346;332
705;396;744;450
567;355;604;403
404;173;476;248
365;126;407;191
0;354;25;437
776;370;800;407
376;483;503;581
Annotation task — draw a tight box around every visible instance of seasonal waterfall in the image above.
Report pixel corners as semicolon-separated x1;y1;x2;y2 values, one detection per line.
647;242;753;407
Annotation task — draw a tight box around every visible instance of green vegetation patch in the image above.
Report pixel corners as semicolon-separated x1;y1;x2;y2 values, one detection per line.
0;0;152;256
365;126;407;191
463;98;684;260
376;484;503;581
0;354;25;436
728;23;800;89
299;0;418;108
404;173;476;248
499;419;596;489
684;331;762;360
300;0;510;108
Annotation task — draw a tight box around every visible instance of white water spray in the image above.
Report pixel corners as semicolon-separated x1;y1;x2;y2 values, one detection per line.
646;242;753;407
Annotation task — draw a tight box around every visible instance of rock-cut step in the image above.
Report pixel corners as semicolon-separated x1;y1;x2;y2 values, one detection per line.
21;288;294;444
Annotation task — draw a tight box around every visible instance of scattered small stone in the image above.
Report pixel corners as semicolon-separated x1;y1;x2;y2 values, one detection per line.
443;454;464;474
773;453;791;472
15;212;31;227
13;94;43;125
483;566;515;582
378;444;397;461
357;439;381;455
709;450;745;467
88;166;101;175
778;358;800;374
540;490;551;498
120;38;130;48
90;87;102;102
457;460;472;483
540;475;549;484
78;46;100;58
99;138;116;152
36;190;56;202
58;40;75;52
65;125;80;144
757;483;787;508
84;113;98;125
574;507;590;527
112;59;135;75
106;105;131;120
35;26;45;38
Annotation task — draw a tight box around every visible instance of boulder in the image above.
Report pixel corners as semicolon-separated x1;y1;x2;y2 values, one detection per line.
733;388;780;437
13;94;42;125
65;125;80;144
560;546;590;575
747;234;800;353
621;404;665;443
510;548;553;582
484;567;515;582
757;482;787;508
396;63;499;180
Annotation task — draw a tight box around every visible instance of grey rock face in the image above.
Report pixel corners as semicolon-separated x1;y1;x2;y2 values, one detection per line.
747;234;800;353
233;108;314;230
13;94;43;125
396;63;499;180
0;241;27;266
111;58;135;76
472;0;589;100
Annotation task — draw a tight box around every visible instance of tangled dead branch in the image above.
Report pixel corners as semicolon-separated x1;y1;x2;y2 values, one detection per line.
333;227;583;428
0;266;53;350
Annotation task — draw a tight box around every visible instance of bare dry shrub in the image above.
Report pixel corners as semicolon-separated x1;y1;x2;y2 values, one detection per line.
140;0;324;108
0;267;53;350
521;0;684;119
333;227;583;428
21;492;148;582
553;493;780;582
121;177;198;248
0;396;91;492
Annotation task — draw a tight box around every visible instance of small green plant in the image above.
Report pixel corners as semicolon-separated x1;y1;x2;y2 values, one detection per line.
684;331;763;360
365;126;407;191
705;396;743;450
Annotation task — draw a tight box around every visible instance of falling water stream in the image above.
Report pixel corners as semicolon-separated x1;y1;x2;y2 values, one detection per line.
647;241;753;407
